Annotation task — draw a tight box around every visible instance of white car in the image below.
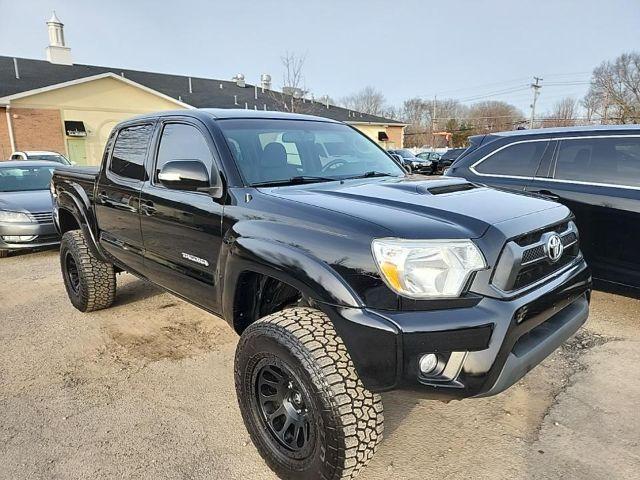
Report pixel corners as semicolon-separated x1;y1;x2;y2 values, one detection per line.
10;151;72;165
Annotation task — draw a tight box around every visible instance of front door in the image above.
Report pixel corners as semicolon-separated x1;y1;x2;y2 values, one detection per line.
527;135;640;288
139;120;224;312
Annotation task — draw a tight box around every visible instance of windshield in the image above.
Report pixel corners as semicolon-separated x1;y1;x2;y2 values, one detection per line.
0;166;55;192
217;119;405;186
28;154;70;165
395;149;416;159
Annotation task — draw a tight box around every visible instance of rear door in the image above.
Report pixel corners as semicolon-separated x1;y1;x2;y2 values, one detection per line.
95;122;155;274
139;118;224;312
527;135;640;288
468;139;552;192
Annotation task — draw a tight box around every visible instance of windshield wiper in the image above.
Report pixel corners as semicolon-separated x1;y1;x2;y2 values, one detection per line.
251;175;337;187
346;171;395;180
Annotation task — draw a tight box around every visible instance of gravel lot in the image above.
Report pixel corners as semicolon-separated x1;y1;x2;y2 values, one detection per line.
1;248;639;480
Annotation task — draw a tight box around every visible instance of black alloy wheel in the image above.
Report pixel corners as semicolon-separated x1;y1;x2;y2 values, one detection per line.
254;361;314;454
65;251;81;294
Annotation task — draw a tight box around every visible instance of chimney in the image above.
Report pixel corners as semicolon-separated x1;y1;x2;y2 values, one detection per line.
45;11;72;65
260;73;272;91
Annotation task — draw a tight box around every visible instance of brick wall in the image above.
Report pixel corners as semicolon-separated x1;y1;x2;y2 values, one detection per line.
10;107;66;155
0;107;11;160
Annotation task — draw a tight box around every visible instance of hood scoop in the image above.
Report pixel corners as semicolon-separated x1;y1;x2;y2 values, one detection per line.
420;182;478;195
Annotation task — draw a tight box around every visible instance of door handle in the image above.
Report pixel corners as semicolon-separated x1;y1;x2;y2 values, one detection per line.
533;190;560;201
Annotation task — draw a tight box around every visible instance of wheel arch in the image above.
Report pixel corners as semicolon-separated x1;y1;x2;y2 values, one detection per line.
55;189;105;261
222;237;363;334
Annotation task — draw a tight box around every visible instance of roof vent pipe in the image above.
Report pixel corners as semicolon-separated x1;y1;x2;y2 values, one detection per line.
260;73;272;91
13;58;19;79
233;73;246;87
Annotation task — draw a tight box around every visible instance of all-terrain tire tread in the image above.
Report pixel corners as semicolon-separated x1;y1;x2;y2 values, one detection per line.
240;307;384;480
60;230;116;312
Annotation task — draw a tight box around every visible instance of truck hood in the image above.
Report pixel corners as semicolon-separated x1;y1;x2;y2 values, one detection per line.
260;176;563;239
0;189;53;213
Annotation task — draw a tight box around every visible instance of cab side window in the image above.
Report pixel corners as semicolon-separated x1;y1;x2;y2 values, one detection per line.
110;124;154;181
475;141;548;177
155;123;213;182
554;136;640;187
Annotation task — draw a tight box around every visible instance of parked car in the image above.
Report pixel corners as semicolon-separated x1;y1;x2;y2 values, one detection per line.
0;160;60;257
52;109;590;480
416;151;441;162
446;124;640;290
437;147;467;174
387;148;434;174
10;150;72;165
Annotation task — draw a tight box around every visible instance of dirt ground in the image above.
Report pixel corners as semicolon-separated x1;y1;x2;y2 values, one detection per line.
1;249;639;480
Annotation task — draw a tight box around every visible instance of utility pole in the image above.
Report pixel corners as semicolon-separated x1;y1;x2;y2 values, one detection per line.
529;76;543;129
431;95;437;149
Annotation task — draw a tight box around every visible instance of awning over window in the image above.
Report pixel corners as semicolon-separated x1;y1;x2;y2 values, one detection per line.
64;120;87;137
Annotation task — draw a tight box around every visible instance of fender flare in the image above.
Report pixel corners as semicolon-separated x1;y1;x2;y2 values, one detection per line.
55;188;106;261
221;237;363;325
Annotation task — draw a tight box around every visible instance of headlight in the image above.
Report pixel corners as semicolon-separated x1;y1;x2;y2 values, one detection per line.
0;210;33;223
371;238;486;298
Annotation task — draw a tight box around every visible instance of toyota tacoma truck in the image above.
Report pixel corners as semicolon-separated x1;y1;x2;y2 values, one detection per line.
51;109;591;480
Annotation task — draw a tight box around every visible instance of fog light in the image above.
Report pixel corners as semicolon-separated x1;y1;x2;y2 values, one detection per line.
2;235;37;242
419;353;438;375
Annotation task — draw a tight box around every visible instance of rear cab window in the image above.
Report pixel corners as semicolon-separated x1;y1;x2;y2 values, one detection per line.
109;124;155;181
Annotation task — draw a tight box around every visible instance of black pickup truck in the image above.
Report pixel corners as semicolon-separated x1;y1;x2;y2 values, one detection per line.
51;109;591;480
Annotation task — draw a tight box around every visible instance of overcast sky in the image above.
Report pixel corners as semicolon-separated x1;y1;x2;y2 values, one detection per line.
0;0;638;115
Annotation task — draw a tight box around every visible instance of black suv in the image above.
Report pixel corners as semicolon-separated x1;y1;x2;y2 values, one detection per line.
446;125;640;290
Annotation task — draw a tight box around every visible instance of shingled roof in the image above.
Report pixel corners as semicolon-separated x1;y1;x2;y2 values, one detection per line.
0;56;403;125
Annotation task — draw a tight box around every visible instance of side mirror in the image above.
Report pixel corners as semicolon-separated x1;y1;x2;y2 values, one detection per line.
157;160;211;192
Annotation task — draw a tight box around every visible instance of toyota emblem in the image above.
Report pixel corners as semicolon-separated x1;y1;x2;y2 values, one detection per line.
546;234;564;263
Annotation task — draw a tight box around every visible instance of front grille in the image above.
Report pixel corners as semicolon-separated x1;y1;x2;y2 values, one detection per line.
30;212;53;224
492;220;581;292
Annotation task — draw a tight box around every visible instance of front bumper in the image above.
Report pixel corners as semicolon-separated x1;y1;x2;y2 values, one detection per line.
0;220;60;251
325;259;591;399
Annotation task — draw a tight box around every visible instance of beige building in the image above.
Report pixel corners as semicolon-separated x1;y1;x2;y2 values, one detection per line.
0;13;405;165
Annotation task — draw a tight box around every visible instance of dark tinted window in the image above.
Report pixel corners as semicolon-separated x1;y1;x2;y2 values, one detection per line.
475;141;548;176
155;124;213;181
554;136;640;187
110;124;154;180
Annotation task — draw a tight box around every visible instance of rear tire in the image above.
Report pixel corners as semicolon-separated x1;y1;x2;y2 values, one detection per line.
234;307;384;480
60;230;116;312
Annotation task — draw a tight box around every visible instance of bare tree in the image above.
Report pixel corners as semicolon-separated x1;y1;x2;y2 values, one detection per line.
584;52;640;123
467;101;524;133
268;51;310;113
281;51;306;92
340;86;387;117
544;97;578;127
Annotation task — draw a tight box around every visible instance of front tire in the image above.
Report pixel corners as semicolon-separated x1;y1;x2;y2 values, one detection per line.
0;249;8;258
235;307;383;480
60;230;116;312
